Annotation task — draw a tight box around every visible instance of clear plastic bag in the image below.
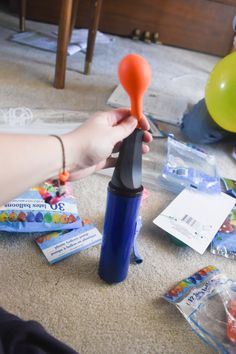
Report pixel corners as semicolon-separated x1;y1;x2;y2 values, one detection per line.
164;266;236;353
161;136;221;194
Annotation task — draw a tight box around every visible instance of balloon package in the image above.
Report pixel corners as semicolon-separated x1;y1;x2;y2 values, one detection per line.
161;135;221;194
0;180;81;233
211;177;236;259
35;223;102;265
221;177;236;199
164;266;236;353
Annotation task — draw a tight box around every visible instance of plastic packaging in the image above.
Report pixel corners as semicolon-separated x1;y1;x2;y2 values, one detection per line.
221;178;236;199
35;222;102;264
164;266;236;353
161;136;221;194
0;180;81;232
211;178;236;259
0;107;90;135
211;208;236;260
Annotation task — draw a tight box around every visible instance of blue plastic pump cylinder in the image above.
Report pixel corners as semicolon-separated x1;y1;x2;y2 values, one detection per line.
98;183;143;284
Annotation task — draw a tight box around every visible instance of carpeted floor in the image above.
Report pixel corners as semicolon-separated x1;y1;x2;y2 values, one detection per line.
0;9;235;354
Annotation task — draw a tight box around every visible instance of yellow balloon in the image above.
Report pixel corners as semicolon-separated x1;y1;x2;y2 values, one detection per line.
205;52;236;133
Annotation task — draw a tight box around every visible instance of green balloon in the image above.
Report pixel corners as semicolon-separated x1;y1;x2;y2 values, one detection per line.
44;213;52;223
205;52;236;133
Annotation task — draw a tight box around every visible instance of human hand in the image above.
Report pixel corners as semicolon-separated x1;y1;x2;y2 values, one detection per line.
63;108;152;180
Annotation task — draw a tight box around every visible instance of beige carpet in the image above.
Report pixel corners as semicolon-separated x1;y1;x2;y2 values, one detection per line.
0;9;236;354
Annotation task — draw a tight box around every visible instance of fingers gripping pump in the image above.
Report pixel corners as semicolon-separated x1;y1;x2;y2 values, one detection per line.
98;54;152;284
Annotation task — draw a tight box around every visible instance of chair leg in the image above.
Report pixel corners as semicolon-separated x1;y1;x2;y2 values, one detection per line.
84;0;103;75
54;0;74;89
69;0;79;41
19;0;27;32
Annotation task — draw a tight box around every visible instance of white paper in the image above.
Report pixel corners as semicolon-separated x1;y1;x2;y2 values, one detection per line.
10;31;81;55
54;28;113;46
10;29;113;56
153;188;236;254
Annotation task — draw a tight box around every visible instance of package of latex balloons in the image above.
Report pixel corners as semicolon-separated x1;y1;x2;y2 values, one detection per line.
164;266;236;353
161;135;221;194
0;180;81;232
211;177;236;260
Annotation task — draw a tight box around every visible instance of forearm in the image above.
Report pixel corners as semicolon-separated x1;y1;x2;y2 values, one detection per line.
0;109;151;206
0;134;75;205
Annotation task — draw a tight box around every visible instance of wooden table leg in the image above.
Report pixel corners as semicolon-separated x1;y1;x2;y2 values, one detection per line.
84;0;103;75
54;0;73;89
19;0;27;32
69;0;79;41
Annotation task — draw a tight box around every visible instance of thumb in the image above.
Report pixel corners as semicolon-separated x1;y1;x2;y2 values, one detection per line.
112;116;137;142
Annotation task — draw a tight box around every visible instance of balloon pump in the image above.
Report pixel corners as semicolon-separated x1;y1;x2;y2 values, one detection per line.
98;54;152;284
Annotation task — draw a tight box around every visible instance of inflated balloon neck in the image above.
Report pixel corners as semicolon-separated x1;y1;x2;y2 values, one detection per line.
130;97;143;127
118;53;151;128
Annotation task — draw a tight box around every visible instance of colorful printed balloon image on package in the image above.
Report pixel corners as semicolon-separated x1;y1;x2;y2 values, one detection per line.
211;177;236;259
164;266;236;353
211;206;236;260
0;180;81;232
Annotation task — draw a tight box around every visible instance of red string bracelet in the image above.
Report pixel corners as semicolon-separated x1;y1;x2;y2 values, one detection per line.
39;135;70;205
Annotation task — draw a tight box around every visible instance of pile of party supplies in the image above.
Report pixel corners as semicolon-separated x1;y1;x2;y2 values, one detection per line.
153;136;236;257
154;137;236;352
0;179;102;264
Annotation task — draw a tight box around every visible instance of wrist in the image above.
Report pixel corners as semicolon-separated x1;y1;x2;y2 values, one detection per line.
62;130;86;173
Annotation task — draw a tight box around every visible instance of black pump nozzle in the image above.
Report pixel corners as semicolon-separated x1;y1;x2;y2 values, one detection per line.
111;128;143;191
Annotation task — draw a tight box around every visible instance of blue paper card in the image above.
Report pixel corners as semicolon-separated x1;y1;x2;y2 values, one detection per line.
35;224;102;264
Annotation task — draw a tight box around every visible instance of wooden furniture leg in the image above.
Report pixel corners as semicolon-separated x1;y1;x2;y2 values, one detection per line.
84;0;103;75
69;0;79;41
54;0;73;89
19;0;27;32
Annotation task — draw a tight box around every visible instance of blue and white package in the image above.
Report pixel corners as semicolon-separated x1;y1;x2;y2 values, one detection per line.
221;177;236;199
0;180;81;232
211;212;236;260
211;177;236;259
35;223;102;264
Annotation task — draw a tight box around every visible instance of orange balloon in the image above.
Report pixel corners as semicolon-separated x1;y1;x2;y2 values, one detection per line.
118;54;152;127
